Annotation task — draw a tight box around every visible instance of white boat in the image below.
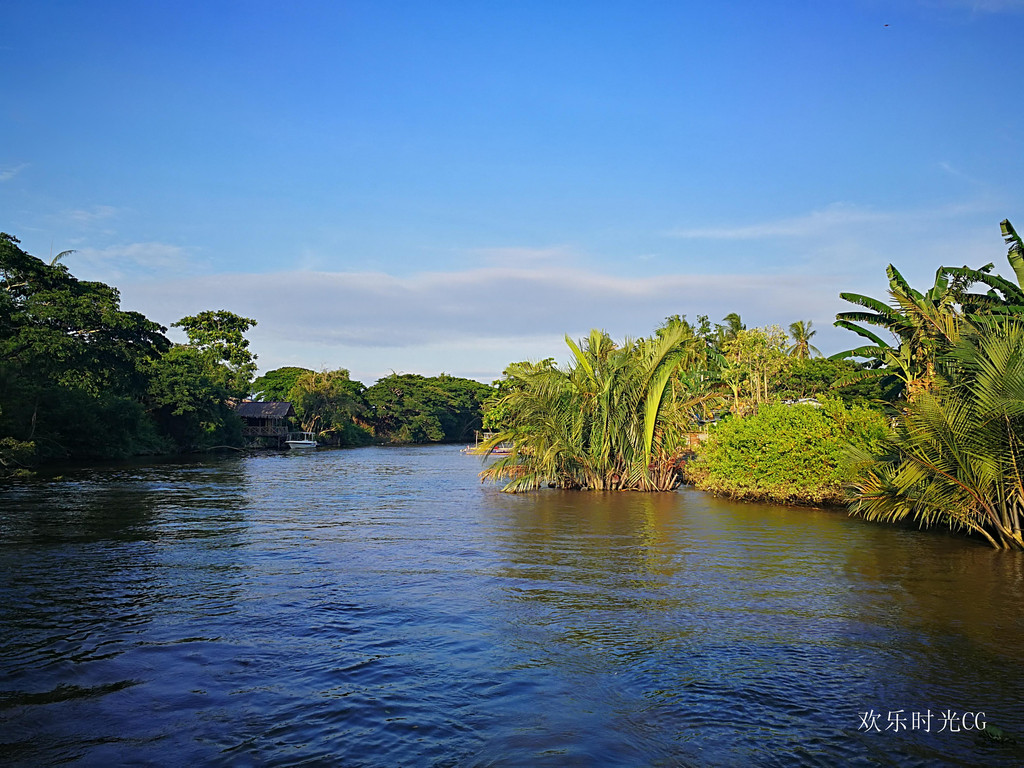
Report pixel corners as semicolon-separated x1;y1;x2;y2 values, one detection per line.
286;432;318;449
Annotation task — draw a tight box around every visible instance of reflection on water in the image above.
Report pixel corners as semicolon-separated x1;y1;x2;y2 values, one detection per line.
1;446;1023;766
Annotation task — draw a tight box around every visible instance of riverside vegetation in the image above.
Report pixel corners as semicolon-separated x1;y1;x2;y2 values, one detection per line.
0;232;491;473
478;219;1024;549
4;221;1024;549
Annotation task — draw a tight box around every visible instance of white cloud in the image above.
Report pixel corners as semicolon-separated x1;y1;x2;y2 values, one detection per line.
73;242;195;281
65;205;120;224
922;0;1024;11
118;265;852;383
467;245;578;265
667;203;901;240
668;204;890;240
0;163;29;182
107;201;1016;384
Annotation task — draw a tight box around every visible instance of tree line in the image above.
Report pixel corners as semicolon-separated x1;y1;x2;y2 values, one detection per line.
0;233;491;475
8;217;1023;550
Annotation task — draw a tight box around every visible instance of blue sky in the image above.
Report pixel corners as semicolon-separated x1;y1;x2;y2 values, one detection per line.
3;0;1023;383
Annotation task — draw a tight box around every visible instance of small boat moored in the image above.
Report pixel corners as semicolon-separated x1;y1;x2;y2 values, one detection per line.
286;432;318;449
461;430;513;455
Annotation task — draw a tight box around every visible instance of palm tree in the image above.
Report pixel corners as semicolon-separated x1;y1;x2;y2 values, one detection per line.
848;319;1024;550
787;320;821;359
479;325;715;492
716;312;746;346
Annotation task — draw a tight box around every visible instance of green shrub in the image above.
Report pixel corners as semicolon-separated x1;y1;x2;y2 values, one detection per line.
686;397;888;505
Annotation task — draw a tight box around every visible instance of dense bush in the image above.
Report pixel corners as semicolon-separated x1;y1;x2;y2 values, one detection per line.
686;398;888;505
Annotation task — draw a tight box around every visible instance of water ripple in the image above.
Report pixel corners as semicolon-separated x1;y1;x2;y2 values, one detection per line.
2;446;1024;766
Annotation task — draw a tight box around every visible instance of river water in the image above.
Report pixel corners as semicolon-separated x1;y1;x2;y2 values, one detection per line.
2;445;1023;766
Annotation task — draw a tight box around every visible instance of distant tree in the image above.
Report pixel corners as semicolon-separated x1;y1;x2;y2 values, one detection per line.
723;326;788;413
787;320;821;359
776;358;888;407
252;366;312;402
287;368;371;445
716;312;746;347
365;373;493;443
172;310;258;397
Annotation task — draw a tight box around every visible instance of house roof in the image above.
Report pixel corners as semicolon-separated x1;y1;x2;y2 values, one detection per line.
234;401;296;419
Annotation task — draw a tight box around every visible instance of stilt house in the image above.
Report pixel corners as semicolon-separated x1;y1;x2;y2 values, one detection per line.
234;401;296;443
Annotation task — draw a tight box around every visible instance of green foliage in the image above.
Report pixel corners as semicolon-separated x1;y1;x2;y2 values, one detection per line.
1;233;179;463
252;366;312;402
722;326;789;414
688;398;889;505
36;388;173;459
717;312;746;346
287;368;372;446
144;308;260;450
777;358;890;408
145;345;241;450
482;359;556;431
172;310;258;397
838;217;1024;547
0;436;37;478
1;232;169;396
850;320;1024;549
481;325;716;492
832;264;963;401
365;373;493;444
787;320;821;359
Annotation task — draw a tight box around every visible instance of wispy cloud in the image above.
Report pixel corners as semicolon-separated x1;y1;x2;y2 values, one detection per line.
667;204;895;240
65;205;120;224
922;0;1024;11
0;163;29;182
74;242;194;281
118;265;851;382
467;245;578;265
666;200;995;242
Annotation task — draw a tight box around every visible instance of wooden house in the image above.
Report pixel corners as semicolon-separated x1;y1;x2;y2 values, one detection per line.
234;401;296;444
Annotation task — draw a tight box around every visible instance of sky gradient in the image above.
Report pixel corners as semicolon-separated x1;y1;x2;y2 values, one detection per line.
4;0;1024;383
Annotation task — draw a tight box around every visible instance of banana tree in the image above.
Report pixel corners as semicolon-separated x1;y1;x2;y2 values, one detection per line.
831;264;962;401
941;219;1024;316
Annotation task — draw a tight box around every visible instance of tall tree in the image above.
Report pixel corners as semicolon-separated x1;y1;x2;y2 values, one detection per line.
723;326;789;413
364;373;492;443
941;218;1024;317
288;368;370;445
1;233;171;461
787;320;821;359
172;310;258;397
716;312;746;346
252;366;312;402
145;345;239;450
